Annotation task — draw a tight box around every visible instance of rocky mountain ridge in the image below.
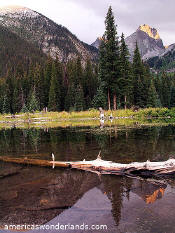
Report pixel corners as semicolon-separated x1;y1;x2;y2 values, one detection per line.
125;24;165;60
138;24;160;40
0;5;98;63
91;24;172;61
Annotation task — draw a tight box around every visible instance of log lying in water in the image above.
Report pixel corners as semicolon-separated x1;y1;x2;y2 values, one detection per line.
0;156;70;168
1;155;175;178
66;158;175;178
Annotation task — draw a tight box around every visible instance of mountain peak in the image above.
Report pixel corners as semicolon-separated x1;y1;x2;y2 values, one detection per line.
0;5;39;18
138;24;160;40
0;5;98;62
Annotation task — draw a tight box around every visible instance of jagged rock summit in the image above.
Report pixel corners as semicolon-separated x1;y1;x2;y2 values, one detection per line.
91;37;102;49
0;5;98;63
139;24;160;40
91;24;165;61
125;24;165;60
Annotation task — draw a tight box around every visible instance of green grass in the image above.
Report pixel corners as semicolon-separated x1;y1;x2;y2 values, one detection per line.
0;108;174;129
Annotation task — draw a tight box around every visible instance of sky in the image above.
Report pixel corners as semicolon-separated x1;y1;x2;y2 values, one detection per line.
0;0;174;46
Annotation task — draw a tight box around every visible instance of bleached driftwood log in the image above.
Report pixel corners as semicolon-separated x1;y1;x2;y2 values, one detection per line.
55;158;175;178
1;155;175;178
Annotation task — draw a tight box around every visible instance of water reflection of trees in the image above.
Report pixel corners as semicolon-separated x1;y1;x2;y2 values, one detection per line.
101;175;167;226
100;176;132;226
0;162;169;228
0;125;175;161
94;125;175;162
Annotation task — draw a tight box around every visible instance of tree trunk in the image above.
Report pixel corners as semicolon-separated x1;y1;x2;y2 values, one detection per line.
113;94;117;110
2;156;175;178
108;89;111;110
124;95;127;110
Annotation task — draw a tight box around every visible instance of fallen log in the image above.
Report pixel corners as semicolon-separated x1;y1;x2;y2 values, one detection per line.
0;156;70;168
1;155;175;178
66;158;175;178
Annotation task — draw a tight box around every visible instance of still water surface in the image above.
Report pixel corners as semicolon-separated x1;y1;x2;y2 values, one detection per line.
1;124;175;232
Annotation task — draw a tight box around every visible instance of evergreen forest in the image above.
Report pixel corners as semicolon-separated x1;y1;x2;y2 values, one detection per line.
0;6;175;114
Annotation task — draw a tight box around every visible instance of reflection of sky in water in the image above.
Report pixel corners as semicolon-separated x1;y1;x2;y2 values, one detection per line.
1;125;175;232
1;166;175;233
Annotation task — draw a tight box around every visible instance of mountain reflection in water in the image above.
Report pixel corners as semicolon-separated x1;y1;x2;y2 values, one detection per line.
0;162;170;232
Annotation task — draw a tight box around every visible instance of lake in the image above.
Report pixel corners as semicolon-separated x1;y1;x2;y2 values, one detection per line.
1;123;175;232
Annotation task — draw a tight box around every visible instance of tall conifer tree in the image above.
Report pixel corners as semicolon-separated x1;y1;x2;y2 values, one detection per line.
147;80;160;107
132;42;145;107
48;62;61;111
101;6;120;110
119;33;132;109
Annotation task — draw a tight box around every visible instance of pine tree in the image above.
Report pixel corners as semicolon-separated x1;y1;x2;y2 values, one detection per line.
170;86;175;108
33;64;45;109
2;94;10;114
44;57;52;107
21;103;28;113
28;88;39;112
119;33;132;109
55;58;64;111
161;74;171;108
48;62;61;111
100;6;120;110
147;80;160;107
83;59;98;109
75;57;83;86
12;87;20;113
92;81;107;109
6;73;15;113
132;42;145;108
64;83;75;111
154;75;163;106
74;85;85;111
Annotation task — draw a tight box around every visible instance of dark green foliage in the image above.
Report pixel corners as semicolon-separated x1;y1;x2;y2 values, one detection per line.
92;81;107;109
12;87;21;113
64;84;75;111
170;86;175;108
83;59;98;108
161;75;171;108
27;88;39;112
74;85;85;111
99;6;120;110
21;103;28;113
44;58;53;107
119;33;132;108
2;94;10;114
147;81;160;107
55;58;65;110
132;43;152;108
48;62;61;111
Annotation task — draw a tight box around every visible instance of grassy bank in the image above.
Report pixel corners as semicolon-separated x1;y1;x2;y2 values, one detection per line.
0;107;175;121
0;107;174;129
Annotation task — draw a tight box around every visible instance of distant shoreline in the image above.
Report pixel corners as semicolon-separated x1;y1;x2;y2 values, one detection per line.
0;108;174;129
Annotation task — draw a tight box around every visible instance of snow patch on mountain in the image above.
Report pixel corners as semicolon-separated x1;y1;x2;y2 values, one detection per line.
0;5;39;18
0;5;98;63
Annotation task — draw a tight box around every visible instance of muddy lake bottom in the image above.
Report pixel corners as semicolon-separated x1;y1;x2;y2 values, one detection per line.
1;123;175;232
